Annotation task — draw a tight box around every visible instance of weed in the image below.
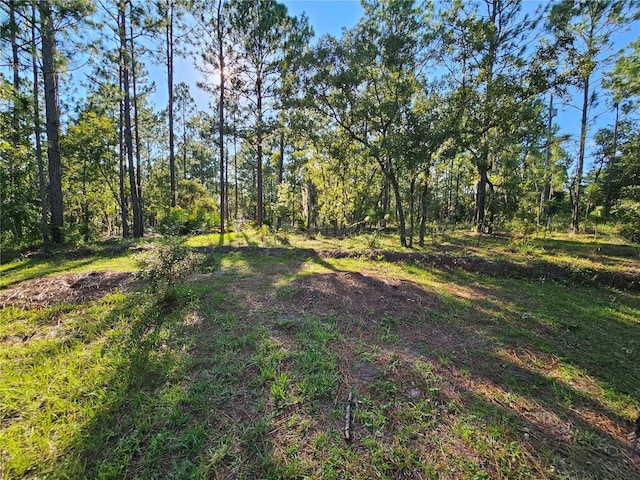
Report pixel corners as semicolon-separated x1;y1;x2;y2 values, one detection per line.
270;373;290;409
260;224;269;244
367;231;380;249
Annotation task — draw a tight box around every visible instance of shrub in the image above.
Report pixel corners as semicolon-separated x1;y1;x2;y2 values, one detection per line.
136;238;204;299
158;207;217;235
615;199;640;244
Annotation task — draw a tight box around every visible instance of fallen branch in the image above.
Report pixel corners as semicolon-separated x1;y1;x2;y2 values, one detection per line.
344;391;353;443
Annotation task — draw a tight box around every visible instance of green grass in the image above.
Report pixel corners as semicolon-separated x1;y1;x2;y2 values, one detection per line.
1;231;639;479
0;250;138;289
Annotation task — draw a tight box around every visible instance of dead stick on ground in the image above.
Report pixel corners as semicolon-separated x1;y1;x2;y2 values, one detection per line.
344;391;353;443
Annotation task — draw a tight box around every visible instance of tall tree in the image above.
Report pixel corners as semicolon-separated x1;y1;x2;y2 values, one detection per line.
305;0;430;246
548;0;635;234
173;82;196;178
129;12;145;235
216;0;226;233
118;0;142;237
440;0;550;233
1;0;33;241
8;0;20;143
31;0;93;243
39;0;64;242
231;0;311;226
197;0;229;232
31;2;50;245
153;0;178;207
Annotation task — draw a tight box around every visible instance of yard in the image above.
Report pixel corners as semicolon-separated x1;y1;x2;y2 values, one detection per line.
1;230;639;479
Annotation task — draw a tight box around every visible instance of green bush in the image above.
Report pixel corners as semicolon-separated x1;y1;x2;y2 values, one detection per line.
615;199;640;244
158;207;217;236
136;238;204;298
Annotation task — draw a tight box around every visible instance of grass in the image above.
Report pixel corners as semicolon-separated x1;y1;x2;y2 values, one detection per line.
1;230;639;479
0;250;138;289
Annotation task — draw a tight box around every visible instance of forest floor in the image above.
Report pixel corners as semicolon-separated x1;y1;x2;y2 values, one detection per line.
1;229;639;479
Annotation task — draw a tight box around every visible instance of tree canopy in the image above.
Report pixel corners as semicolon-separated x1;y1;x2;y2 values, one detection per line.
2;0;640;248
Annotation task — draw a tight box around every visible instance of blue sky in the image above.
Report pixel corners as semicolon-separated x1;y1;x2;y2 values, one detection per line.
283;0;364;37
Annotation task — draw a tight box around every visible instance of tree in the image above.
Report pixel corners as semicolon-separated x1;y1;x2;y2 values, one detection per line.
62;110;119;241
173;82;196;178
548;0;635;234
231;0;311;226
440;0;551;233
31;1;50;245
305;0;432;246
168;2;176;208
39;0;64;242
197;0;232;233
1;0;40;244
118;0;143;237
33;0;93;243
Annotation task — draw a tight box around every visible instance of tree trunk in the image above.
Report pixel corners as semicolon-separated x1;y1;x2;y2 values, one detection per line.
234;111;239;221
539;93;554;226
256;78;263;226
487;180;495;234
10;0;20;142
130;21;144;236
385;162;406;247
167;2;176;208
381;177;390;227
118;6;129;238
418;178;428;247
82;158;90;242
32;2;50;246
475;162;488;233
120;3;142;238
276;130;284;229
218;0;225;234
408;176;415;248
225;147;230;224
447;157;454;221
9;0;22;238
39;0;64;243
572;74;590;234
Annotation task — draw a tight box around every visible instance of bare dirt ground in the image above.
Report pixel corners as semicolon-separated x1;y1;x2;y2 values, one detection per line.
0;271;135;308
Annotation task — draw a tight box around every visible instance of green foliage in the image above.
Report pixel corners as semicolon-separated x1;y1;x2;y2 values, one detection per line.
507;237;543;255
159;180;218;235
136;239;204;298
62;109;119;241
615;197;640;243
270;373;290;409
159;207;217;236
0;77;41;248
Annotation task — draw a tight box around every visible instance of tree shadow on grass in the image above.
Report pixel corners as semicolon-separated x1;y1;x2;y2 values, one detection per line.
49;290;274;479
259;263;640;478
52;248;335;478
404;267;640;477
13;247;638;479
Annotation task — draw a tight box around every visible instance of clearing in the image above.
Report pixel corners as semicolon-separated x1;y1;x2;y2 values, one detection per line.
1;230;639;479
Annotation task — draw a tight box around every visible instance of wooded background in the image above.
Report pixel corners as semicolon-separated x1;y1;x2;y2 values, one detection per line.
2;0;640;248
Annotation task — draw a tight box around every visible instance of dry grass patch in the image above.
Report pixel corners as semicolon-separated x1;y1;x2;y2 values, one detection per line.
0;271;134;308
